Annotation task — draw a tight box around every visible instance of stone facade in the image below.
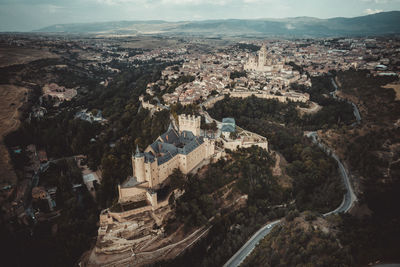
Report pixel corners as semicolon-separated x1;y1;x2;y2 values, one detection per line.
178;114;201;136
118;115;215;208
223;138;269;151
244;44;285;72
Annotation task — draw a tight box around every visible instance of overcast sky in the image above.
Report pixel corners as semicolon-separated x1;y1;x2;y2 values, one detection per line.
0;0;399;31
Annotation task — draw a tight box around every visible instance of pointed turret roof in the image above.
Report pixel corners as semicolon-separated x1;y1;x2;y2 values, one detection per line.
134;144;144;158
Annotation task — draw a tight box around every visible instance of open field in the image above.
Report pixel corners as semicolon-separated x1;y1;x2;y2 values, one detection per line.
118;36;186;49
0;84;28;186
0;46;58;67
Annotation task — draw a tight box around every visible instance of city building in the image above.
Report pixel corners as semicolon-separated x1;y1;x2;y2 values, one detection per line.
244;44;284;72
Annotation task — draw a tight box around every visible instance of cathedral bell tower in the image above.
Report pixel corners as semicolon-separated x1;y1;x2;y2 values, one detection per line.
258;44;267;68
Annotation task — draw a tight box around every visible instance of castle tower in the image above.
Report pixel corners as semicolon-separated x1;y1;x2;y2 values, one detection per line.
133;145;145;182
258;44;267;68
178;114;201;136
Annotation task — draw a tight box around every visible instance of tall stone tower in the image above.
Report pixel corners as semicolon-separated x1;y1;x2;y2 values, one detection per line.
178;114;201;136
258;44;267;68
133;145;145;182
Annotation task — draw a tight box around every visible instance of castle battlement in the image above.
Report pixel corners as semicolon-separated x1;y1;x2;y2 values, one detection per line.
178;114;201;136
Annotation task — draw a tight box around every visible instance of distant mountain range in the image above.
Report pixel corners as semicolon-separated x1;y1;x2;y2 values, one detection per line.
35;11;400;37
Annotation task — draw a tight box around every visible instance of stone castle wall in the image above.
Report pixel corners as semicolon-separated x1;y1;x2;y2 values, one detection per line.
118;184;148;203
229;91;309;103
203;95;225;109
108;206;153;223
178;114;201;136
223;139;269;152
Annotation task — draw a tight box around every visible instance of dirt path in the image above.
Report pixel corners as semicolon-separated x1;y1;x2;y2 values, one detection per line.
86;227;210;267
297;101;322;115
271;151;292;188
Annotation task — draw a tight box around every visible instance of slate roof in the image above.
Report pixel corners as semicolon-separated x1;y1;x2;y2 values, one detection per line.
179;131;195;144
144;152;155;163
178;137;204;155
137;126;205;166
150;140;161;154
222;117;235;124
160;128;179;144
221;124;236;133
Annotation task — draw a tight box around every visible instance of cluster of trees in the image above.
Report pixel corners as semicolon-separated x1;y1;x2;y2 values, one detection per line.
156;206;286;267
337;69;400;123
229;70;247;80
209;95;354;132
0;58;62;84
5;58;176;207
339;128;400;265
233;43;260;52
3;56;179;266
332;69;400;265
39;159;83;205
306;75;336;104
2;161;98;267
49;65;99;89
158;141;342;266
200;118;217;131
208;97;344;213
170;102;200;117
5;112;102;158
169;147;282;230
242;215;353;267
158;147;288;267
287;61;306;75
339;213;400;265
286;144;343;213
209;96;299;126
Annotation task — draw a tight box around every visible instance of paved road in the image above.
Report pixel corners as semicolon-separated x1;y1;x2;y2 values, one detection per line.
223;131;357;267
307;132;357;215
331;78;361;123
203;84;360;266
223;220;281;267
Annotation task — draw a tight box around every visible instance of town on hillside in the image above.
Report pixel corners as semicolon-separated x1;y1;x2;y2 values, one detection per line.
1;32;399;267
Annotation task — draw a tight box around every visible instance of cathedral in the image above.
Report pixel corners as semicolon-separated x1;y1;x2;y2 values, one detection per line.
118;114;215;207
244;44;285;72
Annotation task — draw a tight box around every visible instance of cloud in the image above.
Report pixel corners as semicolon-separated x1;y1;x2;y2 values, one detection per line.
361;0;400;3
46;4;64;13
96;0;229;5
364;8;384;14
160;0;227;4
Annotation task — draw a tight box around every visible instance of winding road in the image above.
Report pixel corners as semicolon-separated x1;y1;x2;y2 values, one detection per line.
223;133;358;267
223;78;361;267
331;77;362;124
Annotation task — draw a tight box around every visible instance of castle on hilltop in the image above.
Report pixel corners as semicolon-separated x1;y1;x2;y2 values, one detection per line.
118;114;215;207
244;44;285;72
